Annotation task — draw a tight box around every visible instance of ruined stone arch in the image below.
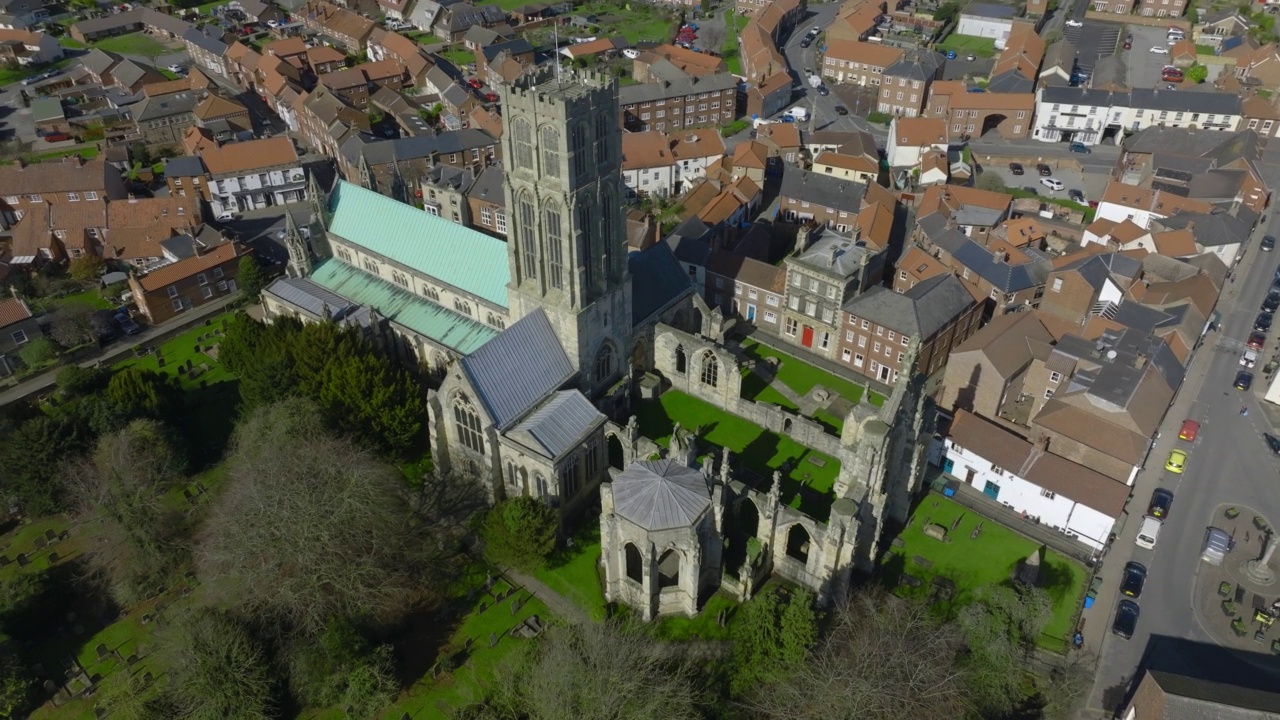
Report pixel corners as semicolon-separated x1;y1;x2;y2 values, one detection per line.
624;542;643;583
606;433;626;470
785;523;812;564
699;350;719;388
675;344;687;374
593;339;618;385
657;547;681;589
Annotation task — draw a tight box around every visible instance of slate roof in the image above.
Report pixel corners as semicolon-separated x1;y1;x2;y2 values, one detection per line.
183;25;228;56
931;230;1051;292
1039;85;1242;115
465;164;505;207
509;390;604;459
460;309;575;430
884;46;944;81
481;37;533;62
843;274;974;338
162;155;206;178
612;459;712;531
1143;670;1280;719
629;240;694;325
778;165;868;212
1155;211;1250;248
263;274;377;327
618;72;737;105
326;180;509;307
134;91;200;121
309;259;497;352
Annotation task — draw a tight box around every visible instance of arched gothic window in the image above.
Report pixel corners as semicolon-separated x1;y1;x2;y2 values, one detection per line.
518;193;537;279
700;351;719;388
540;126;561;178
675;345;686;374
453;394;485;454
512;117;533;170
571;124;588;177
594;343;614;384
595;113;609;165
545;203;564;289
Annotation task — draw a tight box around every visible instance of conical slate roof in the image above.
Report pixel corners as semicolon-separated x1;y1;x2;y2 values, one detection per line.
613;459;711;532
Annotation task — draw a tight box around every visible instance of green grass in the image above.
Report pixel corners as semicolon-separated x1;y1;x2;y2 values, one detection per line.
112;312;236;390
937;34;998;58
1195;43;1216;55
637;391;840;518
475;0;538;10
739;338;883;406
92;32;169;57
383;590;551;717
653;591;738;640
439;45;476;67
58;37;86;50
1260;89;1274;99
722;10;742;76
533;540;608;621
29;289;113;314
579;0;677;45
882;495;1088;652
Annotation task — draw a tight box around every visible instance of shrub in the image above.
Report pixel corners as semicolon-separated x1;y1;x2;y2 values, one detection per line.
481;496;560;571
56;365;110;397
17;337;57;367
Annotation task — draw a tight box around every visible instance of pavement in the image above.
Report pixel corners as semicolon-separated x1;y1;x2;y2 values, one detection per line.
1078;143;1280;717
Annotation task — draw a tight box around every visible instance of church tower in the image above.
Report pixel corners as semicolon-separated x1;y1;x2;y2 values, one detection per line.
501;68;633;396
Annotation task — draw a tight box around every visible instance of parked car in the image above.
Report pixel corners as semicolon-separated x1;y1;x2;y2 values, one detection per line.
1036;163;1052;176
1120;562;1147;598
114;311;141;335
484;92;499;102
1264;235;1276;252
1148;488;1174;519
1124;40;1132;49
1264;292;1280;312
1112;600;1140;639
1265;433;1280;455
1249;331;1267;350
1201;527;1233;566
215;210;236;223
1164;449;1187;474
1256;312;1274;332
834;105;848;115
1235;370;1254;391
1040;177;1065;191
1149;45;1168;54
817;85;829;96
1009;162;1024;175
1135;515;1162;550
800;38;812;48
1242;349;1259;368
467;78;483;89
945;50;957;59
965;53;976;61
1178;419;1199;441
1066;19;1083;27
166;63;184;73
1069;142;1091;153
1068;188;1085;203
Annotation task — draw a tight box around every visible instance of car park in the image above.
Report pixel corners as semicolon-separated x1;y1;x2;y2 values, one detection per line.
1266;434;1280;455
1264;235;1276;252
1036;163;1052;176
1120;562;1147;598
1164;449;1187;474
1256;312;1274;332
1040;177;1065;191
1249;332;1267;350
1178;419;1199;441
1201;527;1233;566
1009;162;1024;175
1235;370;1254;391
1148;488;1173;519
1135;516;1162;549
1242;349;1259;368
1112;600;1140;639
1066;19;1083;27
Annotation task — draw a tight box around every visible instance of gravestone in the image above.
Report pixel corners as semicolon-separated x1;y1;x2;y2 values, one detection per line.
46;552;58;564
33;537;45;550
16;554;28;567
489;633;498;648
95;644;108;660
510;598;521;614
0;556;10;567
923;524;948;542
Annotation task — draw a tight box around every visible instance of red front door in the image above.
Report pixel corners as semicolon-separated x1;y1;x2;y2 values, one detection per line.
801;326;814;348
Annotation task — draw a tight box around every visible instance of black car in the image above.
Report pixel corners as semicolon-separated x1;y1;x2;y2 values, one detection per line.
1112;599;1140;639
1264;292;1280;313
1265;433;1280;455
1264;235;1276;252
1120;562;1147;599
1068;189;1085;203
1009;162;1025;175
1036;163;1052;176
1256;312;1274;332
1147;488;1173;519
1236;370;1254;391
834;105;848;115
817;85;830;96
800;38;812;48
115;312;142;335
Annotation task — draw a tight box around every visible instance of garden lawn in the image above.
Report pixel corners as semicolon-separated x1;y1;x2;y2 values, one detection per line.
653;591;738;641
533;540;608;621
92;32;169;57
383;590;551;717
722;10;742;75
112;312;236;390
936;34;998;58
29;289;113;314
883;495;1088;652
740;338;884;406
581;1;677;45
475;0;538;10
439;46;476;67
637;391;840;518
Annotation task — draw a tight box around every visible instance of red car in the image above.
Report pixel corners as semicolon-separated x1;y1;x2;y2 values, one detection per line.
484;92;499;102
1178;419;1200;442
1249;331;1267;350
467;78;482;89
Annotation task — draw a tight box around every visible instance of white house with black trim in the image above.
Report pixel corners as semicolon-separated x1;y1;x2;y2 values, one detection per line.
1032;86;1243;146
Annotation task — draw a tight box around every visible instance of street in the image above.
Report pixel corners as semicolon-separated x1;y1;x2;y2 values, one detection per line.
1082;143;1280;716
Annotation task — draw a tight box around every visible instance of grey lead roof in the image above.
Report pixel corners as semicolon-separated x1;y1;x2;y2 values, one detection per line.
1155;211;1250;248
778;165;868;213
612;459;711;531
183;25;228;55
884;47;944;81
618;72;737;105
842;274;974;338
262;276;373;327
930;229;1051;292
509;390;604;459
629;240;694;325
460;309;575;431
1039;85;1242;114
163;156;206;177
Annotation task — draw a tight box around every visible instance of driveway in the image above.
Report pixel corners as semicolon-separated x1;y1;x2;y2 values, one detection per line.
1082;145;1280;716
1063;20;1121;77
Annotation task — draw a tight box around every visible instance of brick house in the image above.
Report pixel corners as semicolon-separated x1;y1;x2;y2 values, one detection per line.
618;73;738;132
1136;0;1185;19
129;242;248;324
926;81;1035;141
0;297;41;376
821;40;902;87
465;164;506;237
705;250;787;336
938;310;1058;419
878;47;945;117
779;225;885;360
838;273;982;383
296;1;375;54
0;157;128;263
0;29;61;65
318;60;407;107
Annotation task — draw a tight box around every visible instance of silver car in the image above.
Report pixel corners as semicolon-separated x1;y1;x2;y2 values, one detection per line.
1201;527;1232;565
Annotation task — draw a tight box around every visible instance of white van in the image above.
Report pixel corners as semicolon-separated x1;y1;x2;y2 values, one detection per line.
1136;515;1163;550
784;106;808;121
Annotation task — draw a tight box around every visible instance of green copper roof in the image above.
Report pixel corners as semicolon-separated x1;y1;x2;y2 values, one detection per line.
309;260;499;355
327;181;511;309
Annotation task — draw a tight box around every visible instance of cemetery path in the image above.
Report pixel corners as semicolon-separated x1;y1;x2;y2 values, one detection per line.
502;568;591;625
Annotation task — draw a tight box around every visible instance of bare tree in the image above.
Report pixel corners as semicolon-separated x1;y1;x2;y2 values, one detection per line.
471;620;703;720
65;419;190;605
198;398;473;633
156;607;273;720
746;588;971;720
49;304;97;348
